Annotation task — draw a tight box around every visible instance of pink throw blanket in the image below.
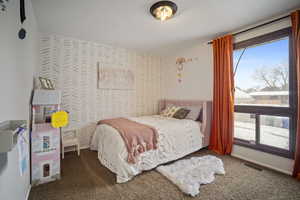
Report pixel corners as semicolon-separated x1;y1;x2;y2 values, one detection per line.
98;118;158;164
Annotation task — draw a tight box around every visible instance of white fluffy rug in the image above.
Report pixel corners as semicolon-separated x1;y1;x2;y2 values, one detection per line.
156;155;225;196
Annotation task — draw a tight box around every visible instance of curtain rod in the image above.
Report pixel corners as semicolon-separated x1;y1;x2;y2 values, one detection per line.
207;14;291;44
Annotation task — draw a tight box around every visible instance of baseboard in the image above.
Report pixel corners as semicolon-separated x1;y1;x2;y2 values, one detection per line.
63;145;90;153
26;184;31;200
231;153;292;175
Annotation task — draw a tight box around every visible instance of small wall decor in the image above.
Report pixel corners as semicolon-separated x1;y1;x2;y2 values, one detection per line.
20;0;26;23
39;77;55;90
0;0;9;12
97;62;135;90
18;0;27;40
175;57;198;83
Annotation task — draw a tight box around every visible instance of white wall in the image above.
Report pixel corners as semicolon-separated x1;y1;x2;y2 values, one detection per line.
0;0;39;199
38;35;162;148
0;0;39;121
162;15;294;174
232;145;294;175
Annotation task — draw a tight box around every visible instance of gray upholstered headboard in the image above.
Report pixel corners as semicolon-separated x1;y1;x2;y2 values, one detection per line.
158;99;212;147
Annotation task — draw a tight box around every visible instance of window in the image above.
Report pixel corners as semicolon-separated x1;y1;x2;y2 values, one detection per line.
260;115;289;150
234;113;255;142
233;28;296;158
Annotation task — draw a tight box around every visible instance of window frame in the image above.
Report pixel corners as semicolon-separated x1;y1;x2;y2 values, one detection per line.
233;27;296;159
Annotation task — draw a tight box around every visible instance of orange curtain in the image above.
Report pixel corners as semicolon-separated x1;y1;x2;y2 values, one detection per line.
209;35;234;155
292;10;300;180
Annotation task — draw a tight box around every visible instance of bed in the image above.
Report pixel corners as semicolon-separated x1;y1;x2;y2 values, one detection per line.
90;100;212;183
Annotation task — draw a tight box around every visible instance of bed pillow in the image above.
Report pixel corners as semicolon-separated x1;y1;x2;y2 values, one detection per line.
173;108;190;119
160;104;173;115
184;105;202;121
160;105;181;118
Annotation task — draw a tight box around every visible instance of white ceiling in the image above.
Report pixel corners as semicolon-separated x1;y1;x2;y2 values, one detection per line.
32;0;300;55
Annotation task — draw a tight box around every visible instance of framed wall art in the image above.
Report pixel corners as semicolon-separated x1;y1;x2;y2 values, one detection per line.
39;77;55;90
97;62;135;90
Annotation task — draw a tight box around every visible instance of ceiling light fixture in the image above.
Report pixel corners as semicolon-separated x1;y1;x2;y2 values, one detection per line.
150;1;177;21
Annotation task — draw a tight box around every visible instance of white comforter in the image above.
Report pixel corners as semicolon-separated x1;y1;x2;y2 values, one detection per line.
90;115;203;183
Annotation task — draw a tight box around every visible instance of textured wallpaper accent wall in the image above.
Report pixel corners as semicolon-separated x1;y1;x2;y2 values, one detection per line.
38;35;162;147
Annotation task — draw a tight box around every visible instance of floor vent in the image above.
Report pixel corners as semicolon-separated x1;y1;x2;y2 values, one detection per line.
244;162;263;171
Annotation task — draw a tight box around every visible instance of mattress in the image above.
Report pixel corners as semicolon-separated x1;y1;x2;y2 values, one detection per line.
90;115;204;183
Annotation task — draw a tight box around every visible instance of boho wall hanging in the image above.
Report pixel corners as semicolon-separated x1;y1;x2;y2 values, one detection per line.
175;57;198;83
97;62;135;90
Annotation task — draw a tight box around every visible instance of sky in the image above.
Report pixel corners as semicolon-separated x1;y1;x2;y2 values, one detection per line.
233;37;289;90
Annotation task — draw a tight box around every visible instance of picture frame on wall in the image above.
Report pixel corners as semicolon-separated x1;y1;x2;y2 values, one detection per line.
39;77;55;90
97;62;135;90
46;79;55;89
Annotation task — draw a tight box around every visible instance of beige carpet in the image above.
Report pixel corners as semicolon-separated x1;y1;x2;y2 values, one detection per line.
29;149;300;200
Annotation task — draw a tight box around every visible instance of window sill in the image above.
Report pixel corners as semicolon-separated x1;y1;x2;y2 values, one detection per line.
234;139;294;159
